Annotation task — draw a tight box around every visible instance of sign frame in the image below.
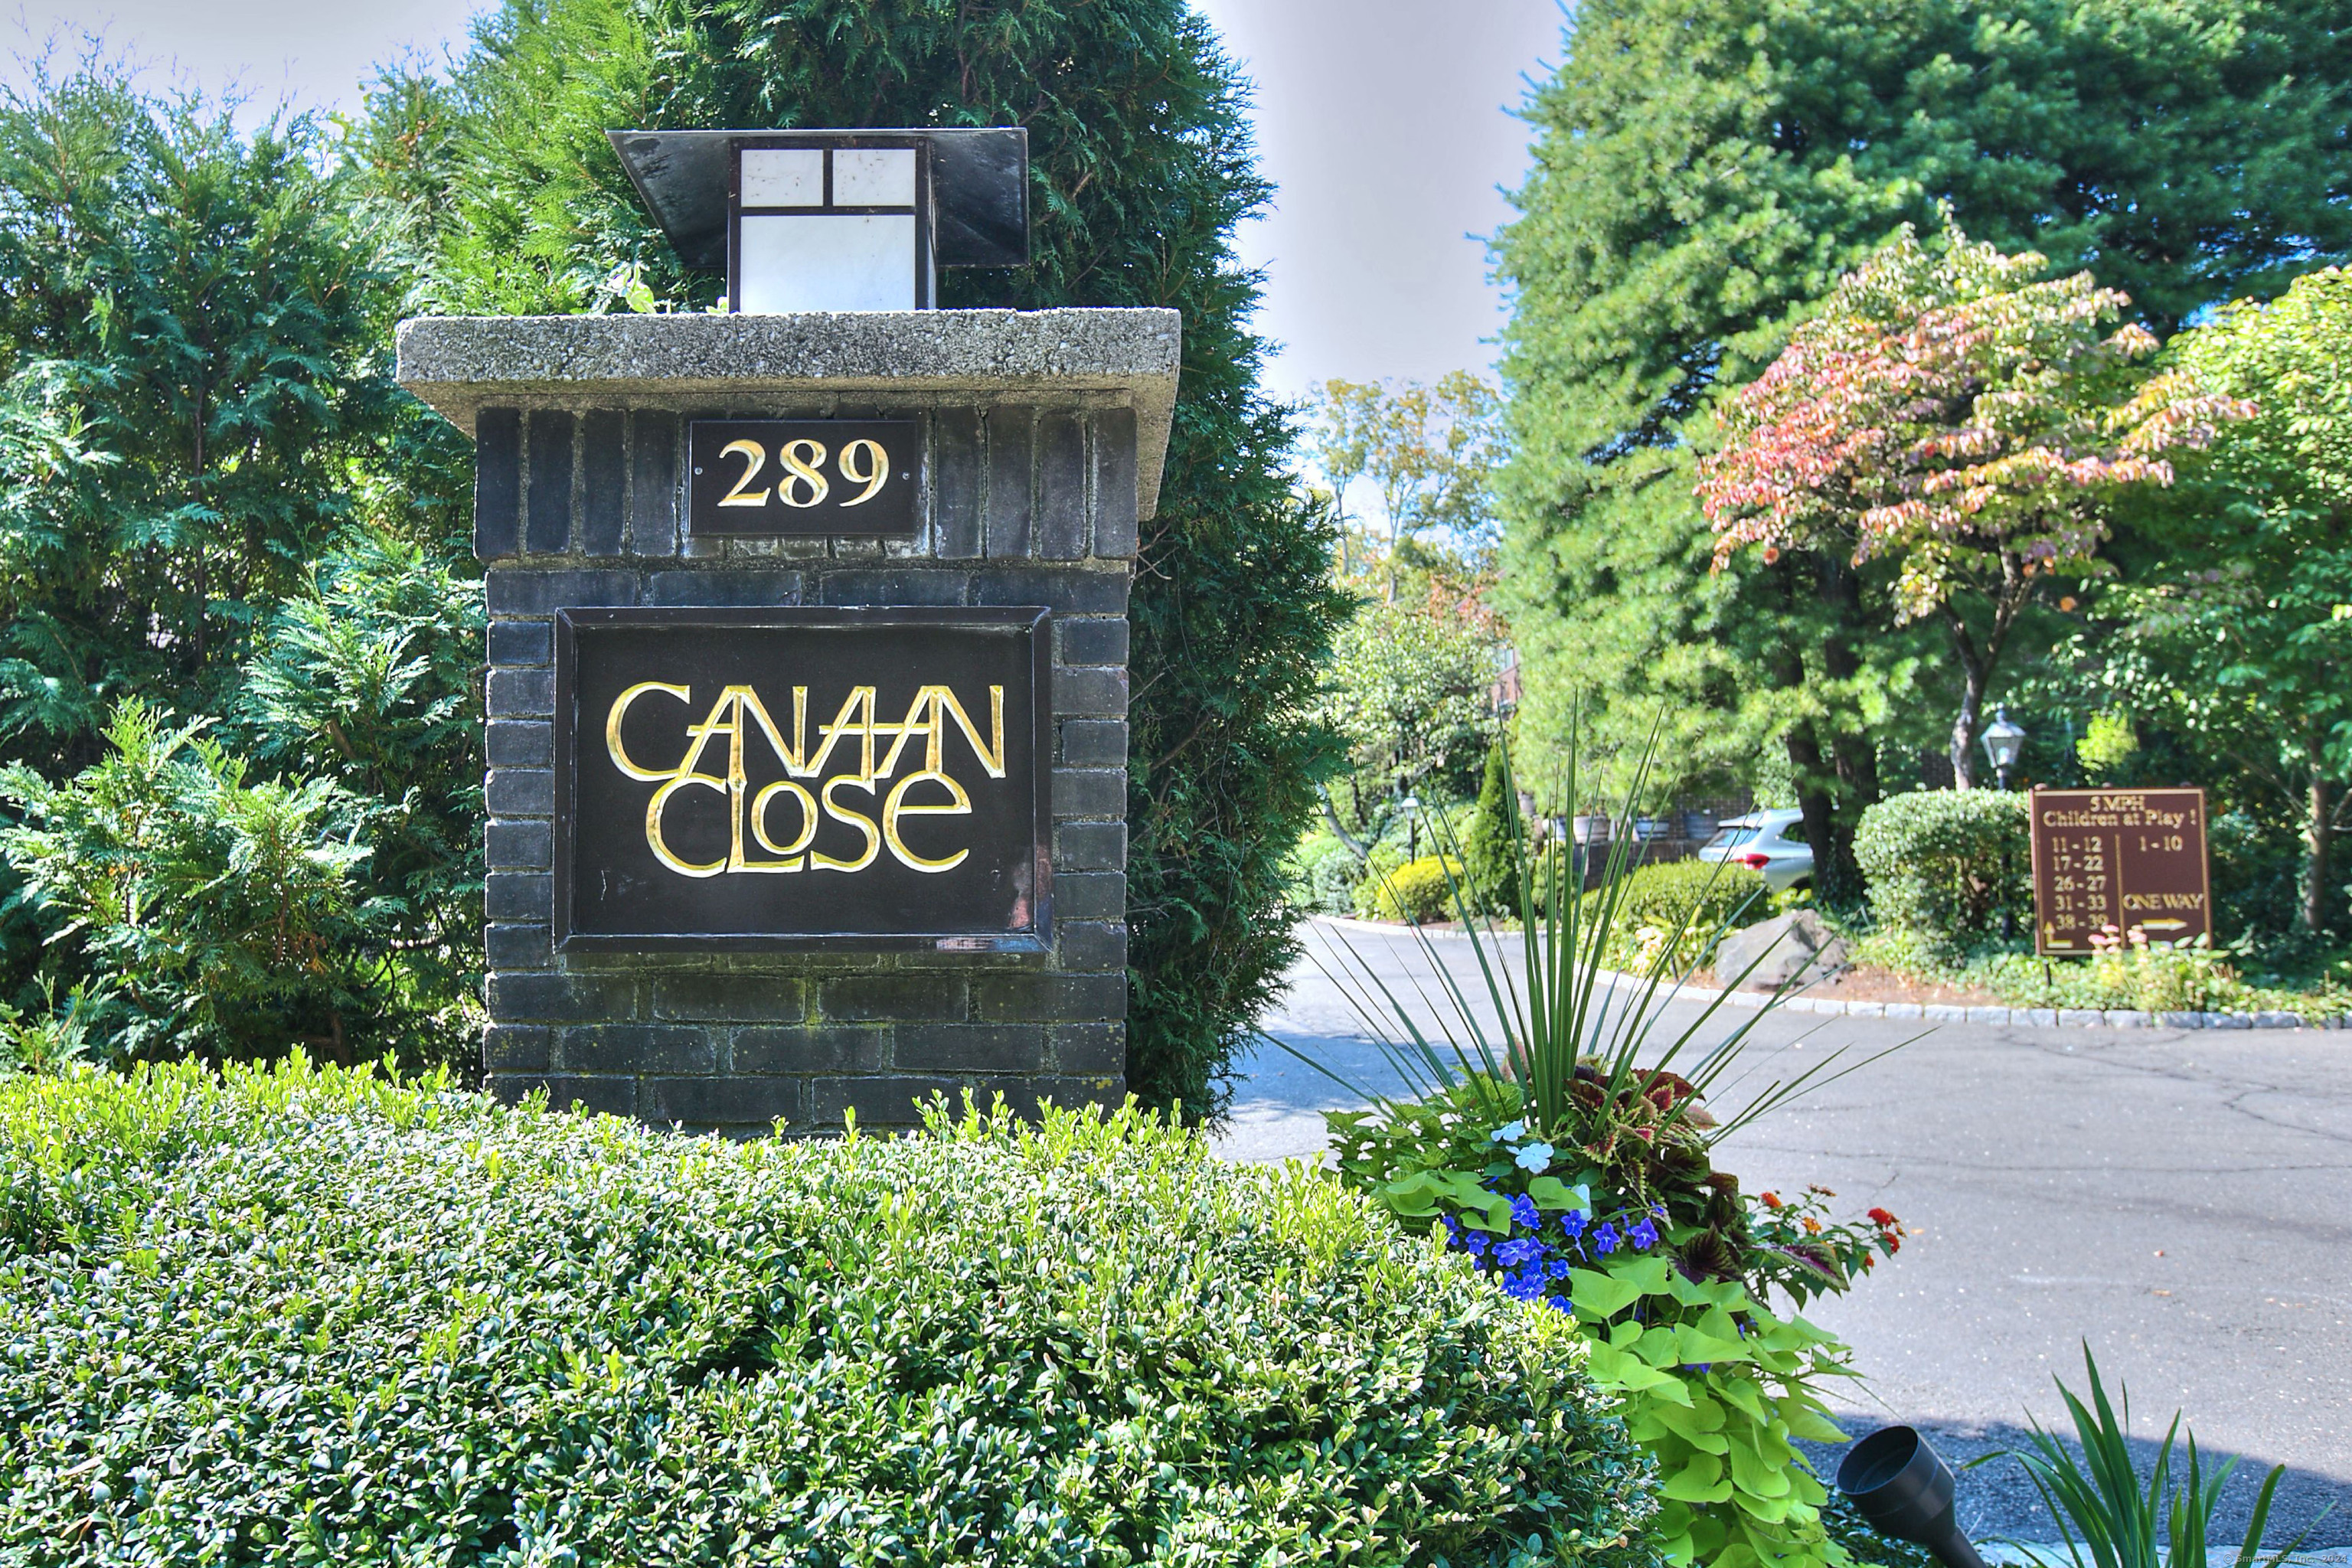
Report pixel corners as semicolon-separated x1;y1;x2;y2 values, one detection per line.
2028;786;2213;958
687;418;920;537
550;605;1054;954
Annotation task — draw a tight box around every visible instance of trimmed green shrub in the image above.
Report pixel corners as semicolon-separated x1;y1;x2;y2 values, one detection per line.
0;1060;1662;1565
1580;859;1767;972
1854;789;2029;952
1361;854;1467;924
1287;828;1363;916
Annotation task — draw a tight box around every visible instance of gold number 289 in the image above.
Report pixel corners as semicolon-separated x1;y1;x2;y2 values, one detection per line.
714;435;894;509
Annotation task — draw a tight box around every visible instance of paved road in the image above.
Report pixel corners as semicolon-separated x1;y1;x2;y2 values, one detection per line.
1217;919;2352;1550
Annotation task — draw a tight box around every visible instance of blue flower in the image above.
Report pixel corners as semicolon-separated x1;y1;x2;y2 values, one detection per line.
1462;1230;1490;1256
1559;1209;1589;1240
1508;1263;1557;1301
1496;1237;1545;1268
1514;1141;1555;1174
1545;1256;1573;1280
1490;1120;1528;1144
1509;1194;1541;1230
1628;1217;1661;1251
1592;1221;1622;1257
1546;1293;1574;1312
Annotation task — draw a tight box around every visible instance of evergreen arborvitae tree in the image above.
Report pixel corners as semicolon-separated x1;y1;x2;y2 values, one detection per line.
368;0;1349;1119
0;67;480;1050
1494;0;2352;898
1461;740;1520;916
0;70;450;773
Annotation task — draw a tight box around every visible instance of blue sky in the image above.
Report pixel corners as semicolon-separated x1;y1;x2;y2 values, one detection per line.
2;0;1566;400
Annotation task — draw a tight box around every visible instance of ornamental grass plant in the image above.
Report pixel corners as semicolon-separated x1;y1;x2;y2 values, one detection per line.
0;1057;1661;1566
2010;1347;2318;1568
1287;724;1914;1568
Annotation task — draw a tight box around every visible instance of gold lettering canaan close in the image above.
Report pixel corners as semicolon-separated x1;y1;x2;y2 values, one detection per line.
604;681;1008;877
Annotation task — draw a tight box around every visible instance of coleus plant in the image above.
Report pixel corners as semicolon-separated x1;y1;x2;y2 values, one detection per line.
1296;725;1914;1568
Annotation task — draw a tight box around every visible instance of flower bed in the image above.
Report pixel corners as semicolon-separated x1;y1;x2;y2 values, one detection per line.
1331;1072;1903;1568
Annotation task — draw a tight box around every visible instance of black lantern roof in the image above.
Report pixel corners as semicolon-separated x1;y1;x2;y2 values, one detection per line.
607;127;1029;275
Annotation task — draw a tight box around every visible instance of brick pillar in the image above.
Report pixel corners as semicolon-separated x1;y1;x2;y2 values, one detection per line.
397;310;1176;1132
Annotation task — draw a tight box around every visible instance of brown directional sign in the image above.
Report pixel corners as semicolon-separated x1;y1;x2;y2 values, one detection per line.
688;419;918;536
2029;787;2211;957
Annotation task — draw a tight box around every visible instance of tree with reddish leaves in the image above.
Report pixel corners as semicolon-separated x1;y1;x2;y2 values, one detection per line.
1698;226;2249;787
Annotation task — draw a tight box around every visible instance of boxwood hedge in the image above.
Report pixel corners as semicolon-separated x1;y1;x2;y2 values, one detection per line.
1;1060;1661;1566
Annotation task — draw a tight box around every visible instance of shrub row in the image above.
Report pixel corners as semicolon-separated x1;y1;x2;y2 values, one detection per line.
0;1060;1661;1566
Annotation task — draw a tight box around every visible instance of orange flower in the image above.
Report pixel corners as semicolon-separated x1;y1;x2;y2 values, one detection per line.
1759;1191;1784;1210
1802;1217;1823;1235
1868;1207;1900;1228
2059;596;2078;612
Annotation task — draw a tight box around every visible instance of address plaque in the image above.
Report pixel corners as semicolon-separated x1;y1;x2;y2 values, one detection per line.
688;418;919;536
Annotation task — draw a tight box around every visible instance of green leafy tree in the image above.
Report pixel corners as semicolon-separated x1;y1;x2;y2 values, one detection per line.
0;67;455;770
1316;602;1498;824
228;530;487;1029
0;65;478;1044
1699;226;2246;786
376;0;1349;1119
2103;270;2352;934
1307;373;1503;601
0;701;400;1063
1494;0;2352;893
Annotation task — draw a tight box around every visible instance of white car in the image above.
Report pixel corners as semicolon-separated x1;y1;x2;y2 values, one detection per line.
1696;809;1814;891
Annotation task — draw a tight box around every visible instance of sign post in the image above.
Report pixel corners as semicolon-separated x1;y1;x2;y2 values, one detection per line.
2028;787;2213;956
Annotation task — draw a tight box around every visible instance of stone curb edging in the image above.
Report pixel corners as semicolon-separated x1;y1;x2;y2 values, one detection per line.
1304;916;2347;1033
1982;1548;2348;1568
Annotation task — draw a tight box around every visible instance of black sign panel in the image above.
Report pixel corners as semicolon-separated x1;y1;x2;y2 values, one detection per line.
688;419;918;536
554;607;1050;950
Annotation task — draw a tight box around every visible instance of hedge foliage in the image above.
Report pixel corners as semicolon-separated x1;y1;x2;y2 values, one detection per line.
1854;790;2030;952
1358;854;1468;925
0;1060;1662;1566
1581;860;1768;972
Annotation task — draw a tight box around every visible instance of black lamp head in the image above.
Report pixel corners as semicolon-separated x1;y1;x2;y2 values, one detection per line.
1837;1426;1989;1568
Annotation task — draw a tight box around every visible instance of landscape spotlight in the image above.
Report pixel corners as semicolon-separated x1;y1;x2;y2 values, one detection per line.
1981;707;2027;789
1836;1426;1990;1568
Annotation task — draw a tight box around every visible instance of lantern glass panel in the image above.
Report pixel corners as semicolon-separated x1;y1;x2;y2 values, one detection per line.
833;147;917;206
739;148;823;207
737;214;916;312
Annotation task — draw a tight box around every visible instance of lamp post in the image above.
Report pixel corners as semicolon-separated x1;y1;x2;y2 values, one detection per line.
1981;707;2027;940
1981;707;2026;791
1400;794;1422;863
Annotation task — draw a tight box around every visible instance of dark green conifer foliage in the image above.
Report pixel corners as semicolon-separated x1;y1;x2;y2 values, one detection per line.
1462;740;1520;916
0;68;480;1045
1495;0;2352;895
377;0;1349;1118
0;71;459;769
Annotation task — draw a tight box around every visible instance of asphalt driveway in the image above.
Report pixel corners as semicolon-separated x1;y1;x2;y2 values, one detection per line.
1217;918;2352;1551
